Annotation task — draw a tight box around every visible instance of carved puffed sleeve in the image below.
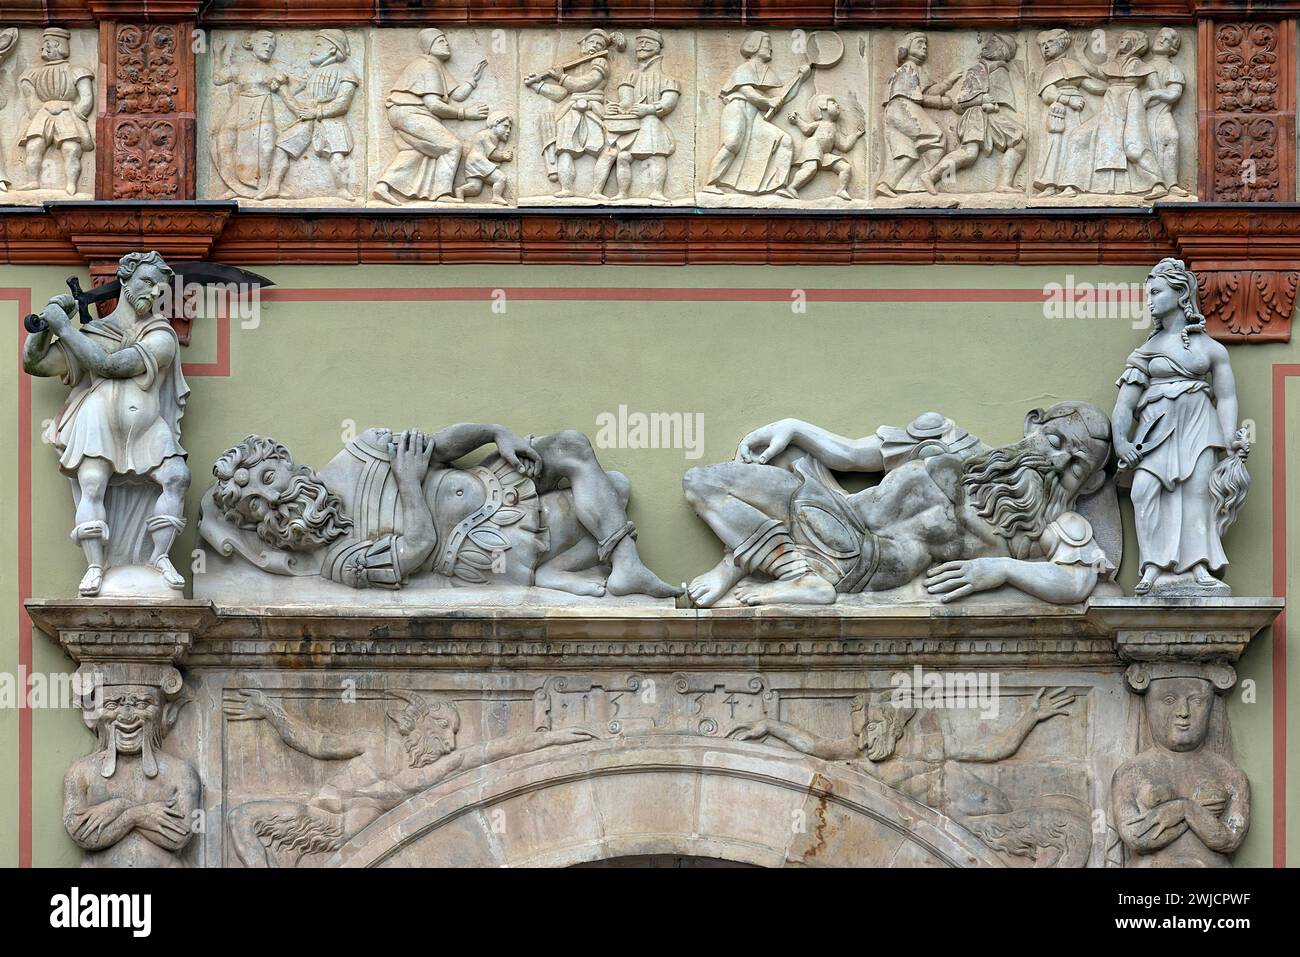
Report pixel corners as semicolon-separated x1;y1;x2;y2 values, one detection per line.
1041;512;1116;582
329;534;405;590
1116;350;1150;388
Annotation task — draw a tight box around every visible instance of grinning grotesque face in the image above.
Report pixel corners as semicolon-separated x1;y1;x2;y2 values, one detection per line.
94;686;162;778
386;693;460;769
1147;677;1214;753
211;436;352;552
963;401;1111;559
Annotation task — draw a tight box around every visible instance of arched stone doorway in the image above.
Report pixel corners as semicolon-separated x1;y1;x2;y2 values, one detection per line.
324;737;1005;868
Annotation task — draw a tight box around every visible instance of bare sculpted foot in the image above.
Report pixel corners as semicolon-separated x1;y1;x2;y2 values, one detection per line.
607;560;682;599
535;567;607;598
733;574;837;606
686;559;745;608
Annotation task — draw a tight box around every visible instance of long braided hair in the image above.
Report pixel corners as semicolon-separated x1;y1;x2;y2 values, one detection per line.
1146;257;1206;349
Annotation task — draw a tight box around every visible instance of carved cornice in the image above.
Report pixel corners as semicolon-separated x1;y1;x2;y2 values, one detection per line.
25;597;1282;672
6;202;1300;343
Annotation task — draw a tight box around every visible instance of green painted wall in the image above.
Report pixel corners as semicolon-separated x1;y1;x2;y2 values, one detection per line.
2;262;1294;867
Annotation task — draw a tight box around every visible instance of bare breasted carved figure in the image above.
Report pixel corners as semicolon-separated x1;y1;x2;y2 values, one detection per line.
732;688;1092;867
224;689;595;866
64;686;199;867
683;402;1115;607
22;251;190;597
201;427;679;598
1112;671;1249;867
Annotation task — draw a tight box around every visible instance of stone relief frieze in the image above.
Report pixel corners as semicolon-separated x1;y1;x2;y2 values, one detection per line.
370;27;517;207
201;28;367;205
733;686;1093;867
187;25;1201;209
0;25;97;199
521;27;694;205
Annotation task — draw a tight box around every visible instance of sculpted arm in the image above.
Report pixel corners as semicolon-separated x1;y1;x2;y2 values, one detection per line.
1209;341;1239;441
944;688;1073;762
21;326;69;378
224;690;371;760
737;418;885;471
1182;766;1249;854
1111;380;1144;467
75;74;94;120
730;718;861;761
1112;764;1189;854
63;765;140;851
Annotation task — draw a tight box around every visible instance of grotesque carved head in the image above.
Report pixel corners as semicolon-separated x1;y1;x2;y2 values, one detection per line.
117;251;174;320
857;694;917;762
210;436;351;552
90;685;185;780
1146;676;1215;753
963;401;1112;559
386;692;461;768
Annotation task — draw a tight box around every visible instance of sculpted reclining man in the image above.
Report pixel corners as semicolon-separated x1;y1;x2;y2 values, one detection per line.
683;401;1115;607
202;425;679;598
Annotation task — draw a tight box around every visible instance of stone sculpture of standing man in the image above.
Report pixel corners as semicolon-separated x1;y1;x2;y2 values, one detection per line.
18;27;95;195
1112;258;1250;596
23;251;191;597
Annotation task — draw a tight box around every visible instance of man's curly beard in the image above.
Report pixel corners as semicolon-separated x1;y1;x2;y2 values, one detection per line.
962;442;1071;559
260;470;352;551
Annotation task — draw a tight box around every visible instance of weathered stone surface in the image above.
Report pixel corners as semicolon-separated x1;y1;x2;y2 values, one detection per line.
28;597;1280;868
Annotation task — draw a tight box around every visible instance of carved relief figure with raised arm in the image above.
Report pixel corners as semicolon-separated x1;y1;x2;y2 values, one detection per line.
702;31;797;196
920;32;1025;194
374;28;487;205
1067;30;1168;199
876;32;951;198
64;685;199;867
255;30;360;200
1112;259;1250;596
201;426;680;598
683;402;1115;607
224;689;595;866
1033;29;1107;197
17;27;94;195
603;29;680;202
732;688;1091;867
785;93;866;199
524;29;625;199
209;30;289;198
23;252;190;597
1112;665;1249;866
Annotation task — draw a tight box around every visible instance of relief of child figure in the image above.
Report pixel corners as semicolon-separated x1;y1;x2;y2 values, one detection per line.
454;111;513;205
781;94;866;200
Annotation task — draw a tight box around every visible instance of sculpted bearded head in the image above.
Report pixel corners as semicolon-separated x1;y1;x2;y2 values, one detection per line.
386;692;460;768
856;694;916;762
211;436;351;552
963;401;1112;559
117;251;174;319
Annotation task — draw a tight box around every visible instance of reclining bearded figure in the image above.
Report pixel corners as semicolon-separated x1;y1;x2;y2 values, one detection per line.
683;402;1119;607
198;425;680;600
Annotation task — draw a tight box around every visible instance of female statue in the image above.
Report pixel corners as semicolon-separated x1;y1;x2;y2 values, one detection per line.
1112;259;1250;595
